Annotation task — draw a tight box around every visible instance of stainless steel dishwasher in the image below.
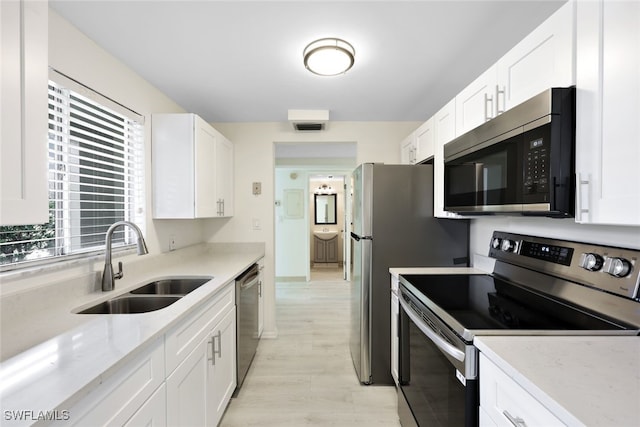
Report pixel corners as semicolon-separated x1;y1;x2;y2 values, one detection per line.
234;263;260;394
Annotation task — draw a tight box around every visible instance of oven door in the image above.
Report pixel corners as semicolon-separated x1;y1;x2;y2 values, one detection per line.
397;288;478;427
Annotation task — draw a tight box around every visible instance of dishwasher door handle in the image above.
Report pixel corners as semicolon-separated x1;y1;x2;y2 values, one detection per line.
240;276;259;290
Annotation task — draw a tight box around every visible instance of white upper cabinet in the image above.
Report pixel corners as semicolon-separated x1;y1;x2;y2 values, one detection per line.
214;134;234;217
433;100;463;219
0;0;49;225
455;64;498;136
575;0;640;226
497;1;575;111
414;117;435;163
152;114;234;218
400;132;416;164
455;1;575;137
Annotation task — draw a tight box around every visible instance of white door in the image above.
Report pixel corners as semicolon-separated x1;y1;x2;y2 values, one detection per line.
455;65;497;135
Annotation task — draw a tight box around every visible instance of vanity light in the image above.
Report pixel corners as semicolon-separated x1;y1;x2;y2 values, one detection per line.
303;38;355;76
315;184;335;194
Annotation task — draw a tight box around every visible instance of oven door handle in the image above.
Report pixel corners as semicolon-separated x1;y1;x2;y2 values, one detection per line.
399;296;465;363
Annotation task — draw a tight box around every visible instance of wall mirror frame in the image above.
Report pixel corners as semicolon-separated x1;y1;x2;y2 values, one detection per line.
314;193;337;225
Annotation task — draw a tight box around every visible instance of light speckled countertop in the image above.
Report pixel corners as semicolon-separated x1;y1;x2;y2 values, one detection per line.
475;335;640;427
0;242;264;425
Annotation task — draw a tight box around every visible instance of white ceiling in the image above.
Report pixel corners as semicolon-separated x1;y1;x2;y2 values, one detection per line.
50;0;566;123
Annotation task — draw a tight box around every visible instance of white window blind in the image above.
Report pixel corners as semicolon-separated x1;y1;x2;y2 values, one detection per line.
0;77;144;269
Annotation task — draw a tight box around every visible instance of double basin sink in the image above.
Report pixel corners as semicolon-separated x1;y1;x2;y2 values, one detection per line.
77;277;213;314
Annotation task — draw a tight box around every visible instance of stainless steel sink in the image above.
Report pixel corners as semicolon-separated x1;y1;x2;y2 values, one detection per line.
78;295;181;314
129;277;212;295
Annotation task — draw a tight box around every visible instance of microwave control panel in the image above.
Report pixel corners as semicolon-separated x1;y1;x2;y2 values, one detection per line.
523;137;548;195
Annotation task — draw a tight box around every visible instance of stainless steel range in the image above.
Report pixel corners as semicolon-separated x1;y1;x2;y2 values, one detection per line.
396;231;640;427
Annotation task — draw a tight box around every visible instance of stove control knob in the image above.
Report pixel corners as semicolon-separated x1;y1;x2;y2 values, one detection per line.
604;257;632;278
491;238;502;249
579;253;604;272
501;239;516;252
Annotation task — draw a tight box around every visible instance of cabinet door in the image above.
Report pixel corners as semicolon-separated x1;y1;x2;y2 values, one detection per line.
497;1;574;111
52;339;165;427
208;307;237;427
124;384;167;427
414;118;434;163
400;133;416;164
314;237;326;263
194;115;218;218
166;336;209;427
575;0;640;225
326;236;338;262
0;0;48;225
455;65;497;136
433;100;463;219
215;135;234;217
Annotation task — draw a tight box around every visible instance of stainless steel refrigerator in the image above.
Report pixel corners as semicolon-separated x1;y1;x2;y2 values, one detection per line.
350;163;469;385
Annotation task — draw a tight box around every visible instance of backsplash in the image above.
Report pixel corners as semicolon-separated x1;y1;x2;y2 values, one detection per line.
470;217;640;269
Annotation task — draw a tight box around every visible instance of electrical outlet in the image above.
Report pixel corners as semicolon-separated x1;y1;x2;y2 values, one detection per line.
169;235;176;251
252;182;261;195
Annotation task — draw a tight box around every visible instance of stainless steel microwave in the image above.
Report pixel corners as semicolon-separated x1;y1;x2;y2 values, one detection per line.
444;87;575;217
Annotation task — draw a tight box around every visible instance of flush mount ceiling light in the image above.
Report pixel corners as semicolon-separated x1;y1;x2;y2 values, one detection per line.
303;38;355;76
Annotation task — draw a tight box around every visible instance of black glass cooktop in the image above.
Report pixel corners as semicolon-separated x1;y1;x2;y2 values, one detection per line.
400;274;626;332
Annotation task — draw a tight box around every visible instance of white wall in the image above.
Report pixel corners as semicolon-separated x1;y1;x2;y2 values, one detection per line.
49;10;209;255
469;217;640;271
275;168;309;279
204;121;420;338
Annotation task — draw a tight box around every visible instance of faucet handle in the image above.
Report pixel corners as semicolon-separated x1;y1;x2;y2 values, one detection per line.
114;261;124;280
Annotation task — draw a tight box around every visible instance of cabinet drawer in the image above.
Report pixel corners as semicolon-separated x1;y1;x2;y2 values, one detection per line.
165;283;234;374
480;354;565;426
52;337;165;427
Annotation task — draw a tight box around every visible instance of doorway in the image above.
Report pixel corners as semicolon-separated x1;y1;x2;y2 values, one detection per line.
310;174;345;281
274;142;356;284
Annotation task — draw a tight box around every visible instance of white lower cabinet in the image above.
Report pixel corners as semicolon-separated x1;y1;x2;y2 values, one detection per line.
51;337;165;427
167;307;236;427
125;384;167;427
480;353;565;427
165;283;237;427
53;282;238;427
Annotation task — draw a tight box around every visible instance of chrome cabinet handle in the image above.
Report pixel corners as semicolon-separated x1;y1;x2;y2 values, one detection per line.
208;330;222;365
208;337;215;364
258;280;262;297
496;85;505;115
484;92;494;122
503;410;527;427
576;173;590;223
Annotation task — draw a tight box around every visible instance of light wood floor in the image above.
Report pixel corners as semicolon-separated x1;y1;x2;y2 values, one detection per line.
220;276;401;426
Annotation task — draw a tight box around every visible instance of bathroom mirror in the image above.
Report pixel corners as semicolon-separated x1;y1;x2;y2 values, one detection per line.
314;194;337;224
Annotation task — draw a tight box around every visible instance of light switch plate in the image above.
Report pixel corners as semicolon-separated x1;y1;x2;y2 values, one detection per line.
252;182;261;195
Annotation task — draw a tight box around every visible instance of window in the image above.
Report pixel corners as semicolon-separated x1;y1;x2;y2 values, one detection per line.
0;75;144;269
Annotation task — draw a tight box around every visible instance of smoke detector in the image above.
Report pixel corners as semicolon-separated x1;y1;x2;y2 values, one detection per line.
288;109;329;132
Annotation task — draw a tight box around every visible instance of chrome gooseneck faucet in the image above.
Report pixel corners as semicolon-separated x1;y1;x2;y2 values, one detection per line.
102;220;149;291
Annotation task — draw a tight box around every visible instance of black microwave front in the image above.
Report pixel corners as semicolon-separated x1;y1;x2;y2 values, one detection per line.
444;87;575;217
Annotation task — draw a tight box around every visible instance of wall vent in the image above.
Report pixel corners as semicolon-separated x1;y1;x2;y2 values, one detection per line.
288;109;329;132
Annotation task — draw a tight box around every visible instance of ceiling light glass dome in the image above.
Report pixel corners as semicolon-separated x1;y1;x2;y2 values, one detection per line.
303;38;355;76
